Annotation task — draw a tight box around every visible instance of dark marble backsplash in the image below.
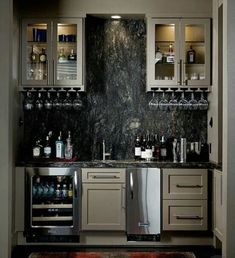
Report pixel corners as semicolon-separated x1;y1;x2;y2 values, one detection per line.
21;17;207;161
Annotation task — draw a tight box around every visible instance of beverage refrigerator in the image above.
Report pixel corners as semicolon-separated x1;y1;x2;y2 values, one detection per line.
25;167;81;242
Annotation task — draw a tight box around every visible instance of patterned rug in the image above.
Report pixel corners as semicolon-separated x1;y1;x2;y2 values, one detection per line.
28;252;196;258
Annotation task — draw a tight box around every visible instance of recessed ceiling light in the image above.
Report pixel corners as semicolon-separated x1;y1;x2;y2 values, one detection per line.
111;15;121;19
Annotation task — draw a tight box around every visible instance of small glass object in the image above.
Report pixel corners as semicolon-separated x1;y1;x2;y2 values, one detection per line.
53;92;62;110
168;91;178;111
188;92;198;110
158;91;168;111
73;91;83;110
198;91;209;110
23;91;34;111
35;92;43;110
63;92;72;110
178;91;189;111
44;91;53;110
148;91;158;110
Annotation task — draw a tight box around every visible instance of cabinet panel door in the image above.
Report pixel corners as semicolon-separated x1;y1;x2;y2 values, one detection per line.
53;18;83;87
21;19;52;86
213;169;223;240
147;18;180;89
180;19;211;86
82;183;125;231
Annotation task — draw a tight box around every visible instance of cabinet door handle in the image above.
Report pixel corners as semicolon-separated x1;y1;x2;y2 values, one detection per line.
92;175;119;179
175;215;203;220
220;174;223;206
53;60;55;85
121;185;126;209
176;184;203;188
130;172;134;199
182;62;187;85
46;60;50;85
74;170;78;198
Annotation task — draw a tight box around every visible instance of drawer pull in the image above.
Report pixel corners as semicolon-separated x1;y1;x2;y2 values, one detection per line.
176;184;203;188
92;175;119;179
175;215;203;220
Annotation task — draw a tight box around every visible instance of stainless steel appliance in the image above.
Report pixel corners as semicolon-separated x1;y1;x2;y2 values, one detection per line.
25;167;81;242
126;168;161;241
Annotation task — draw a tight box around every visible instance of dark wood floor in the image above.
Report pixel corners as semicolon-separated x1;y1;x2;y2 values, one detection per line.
12;245;222;258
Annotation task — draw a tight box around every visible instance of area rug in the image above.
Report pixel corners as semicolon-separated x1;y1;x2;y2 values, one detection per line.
29;252;196;258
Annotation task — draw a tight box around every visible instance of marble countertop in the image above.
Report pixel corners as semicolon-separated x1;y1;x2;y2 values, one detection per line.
16;159;214;169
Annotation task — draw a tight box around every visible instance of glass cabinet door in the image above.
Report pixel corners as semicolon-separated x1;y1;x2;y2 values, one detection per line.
147;19;180;88
181;19;210;86
53;19;83;86
21;20;51;86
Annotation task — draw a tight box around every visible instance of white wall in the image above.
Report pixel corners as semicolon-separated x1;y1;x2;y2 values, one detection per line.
0;0;13;258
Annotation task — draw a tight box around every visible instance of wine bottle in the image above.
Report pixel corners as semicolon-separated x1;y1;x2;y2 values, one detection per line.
160;136;167;161
187;45;196;64
145;134;153;160
141;135;146;160
134;135;141;160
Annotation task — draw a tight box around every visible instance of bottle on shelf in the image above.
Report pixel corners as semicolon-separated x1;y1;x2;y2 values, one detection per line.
134;135;141;160
62;184;68;198
43;135;52;158
160;136;167;161
30;45;38;63
64;131;73;160
166;43;174;63
187;45;196;64
68;49;77;61
39;48;47;63
55;184;61;198
55;131;64;159
68;184;73;198
58;48;66;63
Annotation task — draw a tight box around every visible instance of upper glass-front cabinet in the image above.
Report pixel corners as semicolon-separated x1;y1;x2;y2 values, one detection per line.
147;18;211;91
21;18;84;90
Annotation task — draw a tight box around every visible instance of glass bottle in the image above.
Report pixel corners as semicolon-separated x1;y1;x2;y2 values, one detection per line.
30;45;38;63
65;131;73;160
58;48;66;63
68;49;77;61
68;184;73;198
43;135;51;158
160;136;167;161
187;45;196;64
39;48;47;63
33;140;42;158
134;135;141;160
55;131;64;159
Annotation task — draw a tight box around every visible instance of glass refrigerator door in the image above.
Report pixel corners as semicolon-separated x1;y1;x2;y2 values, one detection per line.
54;20;83;86
154;20;180;86
31;175;74;227
22;20;50;86
182;19;210;86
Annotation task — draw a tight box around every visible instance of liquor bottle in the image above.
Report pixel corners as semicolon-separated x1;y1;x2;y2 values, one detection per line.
62;184;68;198
141;135;146;160
30;45;38;62
39;48;47;63
65;131;73;160
166;43;174;63
43;135;51;158
33;139;42;158
187;45;196;64
145;134;153;160
134;135;141;160
160;136;167;161
68;184;73;198
55;131;64;159
68;49;77;61
58;48;66;63
56;184;61;198
153;134;161;161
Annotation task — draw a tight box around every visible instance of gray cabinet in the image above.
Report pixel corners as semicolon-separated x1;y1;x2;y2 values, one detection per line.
21;18;84;90
81;168;126;231
162;168;208;231
147;18;211;91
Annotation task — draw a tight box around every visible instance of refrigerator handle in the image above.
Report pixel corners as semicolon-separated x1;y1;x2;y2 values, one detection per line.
130;172;134;199
74;170;78;198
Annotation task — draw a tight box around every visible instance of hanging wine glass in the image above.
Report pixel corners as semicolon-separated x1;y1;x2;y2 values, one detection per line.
178;91;188;111
148;91;158;110
158;90;168;111
198;91;209;110
23;90;34;111
35;91;43;110
44;91;53;110
168;91;178;111
63;92;72;110
53;92;62;110
188;91;198;110
73;91;83;110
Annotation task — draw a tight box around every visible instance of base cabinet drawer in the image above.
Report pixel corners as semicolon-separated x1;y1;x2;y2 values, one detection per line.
163;200;208;231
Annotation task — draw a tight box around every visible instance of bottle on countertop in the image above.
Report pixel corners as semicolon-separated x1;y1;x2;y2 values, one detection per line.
64;131;73;160
55;131;64;159
43;135;52;158
187;45;196;64
141;135;147;160
145;134;153;161
160;136;167;161
33;139;42;158
153;134;161;161
134;135;141;160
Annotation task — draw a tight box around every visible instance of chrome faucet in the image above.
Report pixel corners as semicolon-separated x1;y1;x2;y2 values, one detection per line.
102;140;111;161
